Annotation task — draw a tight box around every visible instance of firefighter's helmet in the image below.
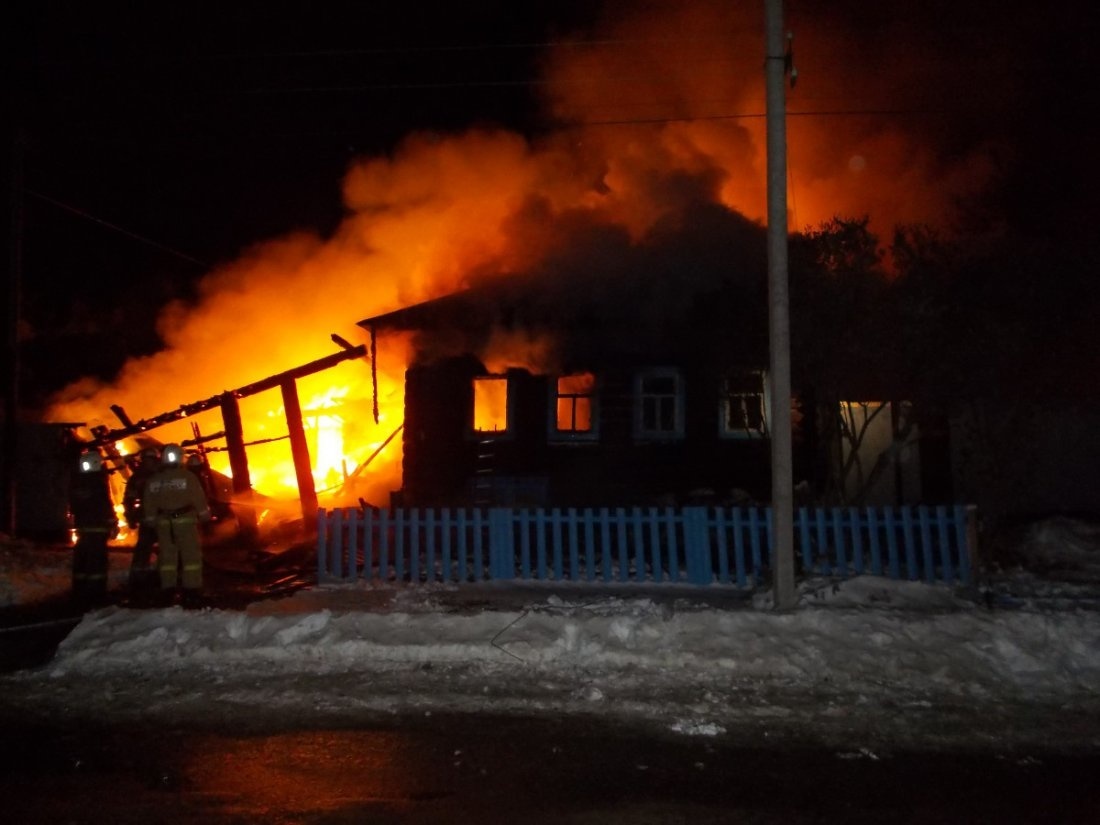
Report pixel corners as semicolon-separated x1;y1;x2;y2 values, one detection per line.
78;451;103;473
161;443;184;466
140;446;159;462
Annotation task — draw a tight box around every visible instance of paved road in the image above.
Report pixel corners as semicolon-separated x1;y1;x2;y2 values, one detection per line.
1;713;1097;824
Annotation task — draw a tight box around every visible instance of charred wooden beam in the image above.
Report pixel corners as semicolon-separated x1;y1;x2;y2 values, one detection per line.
86;344;367;447
220;392;258;544
281;378;318;533
110;405;134;428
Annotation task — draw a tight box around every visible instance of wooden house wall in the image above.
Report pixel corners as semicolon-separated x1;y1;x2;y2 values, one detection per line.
400;356;776;507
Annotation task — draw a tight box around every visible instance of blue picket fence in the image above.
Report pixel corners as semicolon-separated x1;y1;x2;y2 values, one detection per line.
317;504;976;588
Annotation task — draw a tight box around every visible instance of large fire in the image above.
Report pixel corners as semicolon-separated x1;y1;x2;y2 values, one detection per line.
45;0;997;519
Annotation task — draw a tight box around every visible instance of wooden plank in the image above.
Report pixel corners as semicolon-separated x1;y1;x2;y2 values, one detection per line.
440;507;452;583
472;508;485;581
519;509;532;580
814;508;830;575
665;507;680;583
457;509;468;582
316;509;329;580
346;508;360;579
615;507;629;583
749;508;764;581
902;506;918;581
568;508;581;581
633;508;646;585
849;507;864;575
919;506;935;583
832;507;848;577
536;509;548;580
732;508;747;587
797;507;813;571
867;507;882;576
552;509;564;581
408;508;420;583
379;508;391;582
714;508;731;584
395;508;406;582
584;508;597;581
936;505;954;582
648;507;663;583
599;507;613;583
884;506;900;580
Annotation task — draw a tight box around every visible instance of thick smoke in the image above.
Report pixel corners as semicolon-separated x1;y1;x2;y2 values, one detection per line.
46;0;1014;499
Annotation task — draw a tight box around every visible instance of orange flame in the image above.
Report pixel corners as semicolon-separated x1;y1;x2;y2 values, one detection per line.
46;1;1001;513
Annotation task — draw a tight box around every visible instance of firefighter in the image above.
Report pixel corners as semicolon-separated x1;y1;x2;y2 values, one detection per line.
142;443;212;607
184;451;216;524
69;449;116;608
122;446;160;599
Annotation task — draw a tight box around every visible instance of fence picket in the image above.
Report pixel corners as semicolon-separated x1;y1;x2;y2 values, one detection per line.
867;507;881;576
551;509;564;580
714;508;731;585
318;503;975;588
535;509;548;580
568;508;581;581
832;508;848;577
814;508;829;575
884;507;899;580
901;506;918;581
409;509;420;583
732;508;746;587
584;509;597;581
919;506;935;584
935;505;953;582
599;508;612;583
615;508;629;583
749;508;764;580
849;507;864;575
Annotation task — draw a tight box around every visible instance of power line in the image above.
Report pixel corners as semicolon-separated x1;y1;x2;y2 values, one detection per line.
25;189;209;269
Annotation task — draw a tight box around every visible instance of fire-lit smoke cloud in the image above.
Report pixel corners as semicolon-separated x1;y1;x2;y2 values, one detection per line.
47;0;1010;505
538;0;1002;235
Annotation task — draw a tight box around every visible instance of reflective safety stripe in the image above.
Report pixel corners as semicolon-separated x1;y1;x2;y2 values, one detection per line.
158;516;197;524
182;563;202;572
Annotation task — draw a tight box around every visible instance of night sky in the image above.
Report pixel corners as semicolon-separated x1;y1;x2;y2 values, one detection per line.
4;0;1096;412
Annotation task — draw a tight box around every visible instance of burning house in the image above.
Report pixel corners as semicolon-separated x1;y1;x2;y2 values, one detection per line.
359;207;822;509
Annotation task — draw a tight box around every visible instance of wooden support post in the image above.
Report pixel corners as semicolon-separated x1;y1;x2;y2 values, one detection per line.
220;392;258;544
281;378;318;534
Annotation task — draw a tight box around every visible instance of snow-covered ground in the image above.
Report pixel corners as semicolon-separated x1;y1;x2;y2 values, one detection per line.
2;517;1099;753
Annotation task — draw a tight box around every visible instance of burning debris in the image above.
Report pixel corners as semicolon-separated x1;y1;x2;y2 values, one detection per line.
65;338;387;545
40;1;1005;528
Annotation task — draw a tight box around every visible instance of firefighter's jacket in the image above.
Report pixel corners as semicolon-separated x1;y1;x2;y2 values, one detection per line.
123;461;158;528
142;466;212;525
70;469;115;531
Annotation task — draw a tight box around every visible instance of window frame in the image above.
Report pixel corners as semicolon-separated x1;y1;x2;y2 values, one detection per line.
718;369;770;440
470;374;512;438
548;372;600;444
633;367;685;442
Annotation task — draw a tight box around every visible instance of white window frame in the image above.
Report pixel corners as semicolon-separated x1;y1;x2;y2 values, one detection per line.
549;373;600;443
633;367;685;441
718;369;770;440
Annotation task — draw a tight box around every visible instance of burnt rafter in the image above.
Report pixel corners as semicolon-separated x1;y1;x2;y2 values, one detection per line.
88;339;367;447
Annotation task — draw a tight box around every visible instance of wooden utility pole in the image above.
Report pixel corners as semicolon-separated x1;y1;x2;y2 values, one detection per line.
765;0;796;609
